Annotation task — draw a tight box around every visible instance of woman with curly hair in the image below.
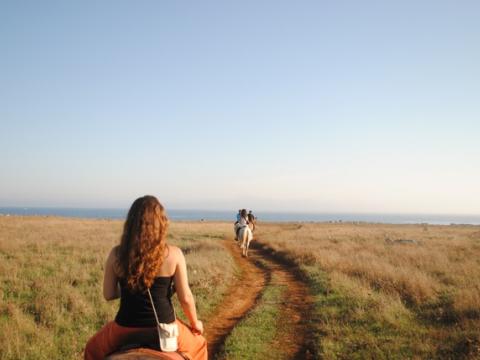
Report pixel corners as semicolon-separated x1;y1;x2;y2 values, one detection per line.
84;195;207;360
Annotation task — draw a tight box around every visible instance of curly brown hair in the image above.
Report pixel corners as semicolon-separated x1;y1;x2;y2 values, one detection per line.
116;195;169;292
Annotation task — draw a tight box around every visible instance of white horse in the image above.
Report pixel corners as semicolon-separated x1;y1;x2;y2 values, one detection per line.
235;223;254;257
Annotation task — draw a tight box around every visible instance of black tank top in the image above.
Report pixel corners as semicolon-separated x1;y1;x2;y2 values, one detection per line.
115;276;175;327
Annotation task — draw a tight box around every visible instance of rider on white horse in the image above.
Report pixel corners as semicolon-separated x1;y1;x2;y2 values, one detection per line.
234;209;249;241
234;209;254;256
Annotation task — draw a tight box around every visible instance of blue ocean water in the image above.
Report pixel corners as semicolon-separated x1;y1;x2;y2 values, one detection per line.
1;207;480;225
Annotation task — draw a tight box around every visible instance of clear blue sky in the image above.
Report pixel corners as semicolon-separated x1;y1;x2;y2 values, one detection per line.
1;0;479;214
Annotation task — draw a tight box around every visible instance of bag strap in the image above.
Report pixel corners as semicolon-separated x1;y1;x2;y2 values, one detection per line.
146;287;163;352
147;287;161;327
147;286;177;325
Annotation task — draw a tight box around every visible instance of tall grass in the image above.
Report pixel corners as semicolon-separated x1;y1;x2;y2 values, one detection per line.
0;216;234;360
2;217;479;359
257;222;480;359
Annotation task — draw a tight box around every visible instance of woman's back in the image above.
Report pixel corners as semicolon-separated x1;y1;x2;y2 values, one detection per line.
114;244;179;326
115;276;175;326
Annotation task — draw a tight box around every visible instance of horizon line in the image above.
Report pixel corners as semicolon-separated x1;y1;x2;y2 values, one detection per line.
1;205;479;218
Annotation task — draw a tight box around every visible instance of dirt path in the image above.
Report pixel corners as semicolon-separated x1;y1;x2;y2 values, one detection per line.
205;239;268;357
206;238;315;359
253;242;316;360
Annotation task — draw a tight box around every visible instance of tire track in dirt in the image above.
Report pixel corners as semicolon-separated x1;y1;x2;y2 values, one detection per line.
206;238;316;360
205;239;269;358
252;241;316;360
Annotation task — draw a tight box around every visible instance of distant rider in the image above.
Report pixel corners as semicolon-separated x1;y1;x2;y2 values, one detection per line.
234;209;249;241
247;210;256;232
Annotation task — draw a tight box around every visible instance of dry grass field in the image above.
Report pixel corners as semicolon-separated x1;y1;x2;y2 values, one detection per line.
257;222;480;359
0;216;234;360
1;216;479;359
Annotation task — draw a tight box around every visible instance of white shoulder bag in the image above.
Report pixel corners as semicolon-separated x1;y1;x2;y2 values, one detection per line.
147;288;179;352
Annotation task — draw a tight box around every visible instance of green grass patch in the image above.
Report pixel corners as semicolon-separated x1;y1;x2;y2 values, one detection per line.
219;272;285;360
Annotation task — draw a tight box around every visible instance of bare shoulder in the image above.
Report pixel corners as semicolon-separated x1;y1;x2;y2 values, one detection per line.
107;246;121;275
166;245;186;268
108;245;120;260
159;245;183;276
167;245;183;259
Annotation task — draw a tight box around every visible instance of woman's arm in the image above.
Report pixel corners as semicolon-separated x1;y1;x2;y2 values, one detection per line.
103;247;121;301
173;248;203;334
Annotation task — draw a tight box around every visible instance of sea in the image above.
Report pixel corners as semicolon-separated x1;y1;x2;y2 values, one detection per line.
1;207;480;225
